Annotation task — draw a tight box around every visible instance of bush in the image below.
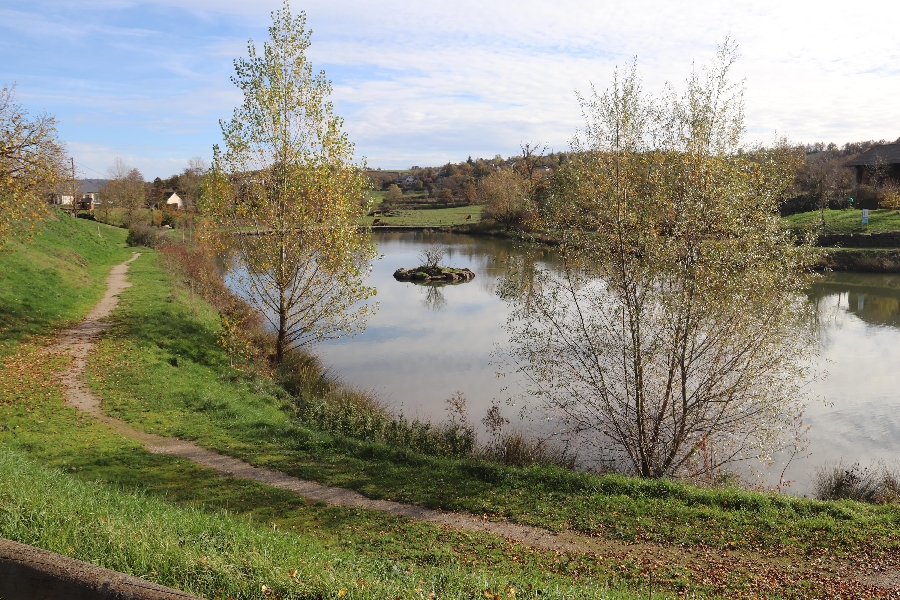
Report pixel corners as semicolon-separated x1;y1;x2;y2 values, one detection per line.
479;431;577;469
814;461;900;503
125;223;165;248
879;186;900;210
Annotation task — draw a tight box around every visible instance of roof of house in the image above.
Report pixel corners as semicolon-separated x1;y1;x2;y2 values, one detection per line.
845;143;900;167
77;179;108;193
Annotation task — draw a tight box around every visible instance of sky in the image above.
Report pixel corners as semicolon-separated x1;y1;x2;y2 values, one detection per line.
2;0;899;180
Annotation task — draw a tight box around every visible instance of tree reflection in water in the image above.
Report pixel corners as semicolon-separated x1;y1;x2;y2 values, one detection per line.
418;283;448;312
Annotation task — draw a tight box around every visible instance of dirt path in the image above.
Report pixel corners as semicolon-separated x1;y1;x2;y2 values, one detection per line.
48;253;610;554
48;254;900;598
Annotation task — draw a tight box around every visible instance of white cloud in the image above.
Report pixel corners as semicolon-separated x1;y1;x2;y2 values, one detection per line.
4;0;899;176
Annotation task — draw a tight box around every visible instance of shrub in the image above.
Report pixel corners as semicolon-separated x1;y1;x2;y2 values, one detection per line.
814;461;900;503
479;431;577;469
879;186;900;210
125;223;164;248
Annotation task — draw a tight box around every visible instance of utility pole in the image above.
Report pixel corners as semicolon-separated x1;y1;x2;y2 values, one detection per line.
69;157;77;217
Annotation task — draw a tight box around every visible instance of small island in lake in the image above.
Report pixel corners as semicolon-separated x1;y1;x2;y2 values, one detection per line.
394;244;475;283
393;265;475;283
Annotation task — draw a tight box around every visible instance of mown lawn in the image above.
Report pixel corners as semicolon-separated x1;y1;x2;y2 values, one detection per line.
785;208;900;235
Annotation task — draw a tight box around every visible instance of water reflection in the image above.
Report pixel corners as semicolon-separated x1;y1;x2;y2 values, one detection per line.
305;233;900;495
781;274;900;494
419;284;448;312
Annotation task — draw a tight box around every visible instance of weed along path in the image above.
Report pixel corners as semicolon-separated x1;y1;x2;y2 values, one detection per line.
49;254;900;598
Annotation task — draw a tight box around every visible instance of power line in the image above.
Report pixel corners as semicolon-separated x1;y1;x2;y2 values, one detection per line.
73;160;106;178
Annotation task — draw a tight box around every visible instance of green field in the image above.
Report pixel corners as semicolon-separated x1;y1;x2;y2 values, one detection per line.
785;208;900;235
364;205;482;226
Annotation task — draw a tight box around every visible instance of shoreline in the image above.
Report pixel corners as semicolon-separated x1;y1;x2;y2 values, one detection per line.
369;225;900;273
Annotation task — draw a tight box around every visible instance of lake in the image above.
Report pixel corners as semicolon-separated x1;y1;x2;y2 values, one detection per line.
282;231;899;495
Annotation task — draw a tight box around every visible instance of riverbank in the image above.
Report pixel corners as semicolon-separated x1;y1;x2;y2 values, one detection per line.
816;248;900;272
3;214;900;598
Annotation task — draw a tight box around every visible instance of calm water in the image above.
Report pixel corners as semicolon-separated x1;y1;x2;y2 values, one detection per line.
298;232;900;494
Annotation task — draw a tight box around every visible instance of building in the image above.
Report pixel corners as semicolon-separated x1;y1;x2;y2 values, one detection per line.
50;179;107;207
162;191;184;209
845;143;900;186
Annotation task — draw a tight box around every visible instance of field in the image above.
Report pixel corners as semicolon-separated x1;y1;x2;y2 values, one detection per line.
364;205;482;226
785;208;900;235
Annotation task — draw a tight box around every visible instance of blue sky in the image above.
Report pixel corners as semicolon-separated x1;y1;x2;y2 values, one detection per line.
3;0;899;179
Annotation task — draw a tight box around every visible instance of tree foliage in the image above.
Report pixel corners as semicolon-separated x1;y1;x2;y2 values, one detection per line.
0;84;66;249
200;2;376;364
385;183;403;203
500;43;816;478
100;158;146;226
477;169;531;227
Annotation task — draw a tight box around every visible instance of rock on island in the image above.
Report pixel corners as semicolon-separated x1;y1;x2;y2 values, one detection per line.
393;266;475;283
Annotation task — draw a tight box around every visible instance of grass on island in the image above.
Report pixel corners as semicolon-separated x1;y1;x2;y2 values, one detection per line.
785;208;900;236
3;213;900;598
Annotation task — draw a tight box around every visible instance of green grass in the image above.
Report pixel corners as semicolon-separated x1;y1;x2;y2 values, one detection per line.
0;222;653;599
0;448;653;600
785;208;900;235
364;205;482;226
0;212;130;352
3;216;900;597
86;253;900;563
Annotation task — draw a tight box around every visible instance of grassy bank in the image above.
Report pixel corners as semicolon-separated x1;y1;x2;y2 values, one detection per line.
785;208;900;235
0;216;654;599
0;212;130;352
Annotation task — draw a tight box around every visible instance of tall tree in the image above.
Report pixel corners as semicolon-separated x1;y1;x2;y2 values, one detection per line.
0;84;66;249
201;2;377;365
477;169;530;227
100;158;146;226
500;43;815;478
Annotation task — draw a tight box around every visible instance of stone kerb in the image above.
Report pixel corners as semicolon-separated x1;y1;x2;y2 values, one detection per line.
0;537;203;600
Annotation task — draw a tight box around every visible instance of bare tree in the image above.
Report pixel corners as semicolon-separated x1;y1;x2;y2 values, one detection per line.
500;43;816;478
417;243;447;268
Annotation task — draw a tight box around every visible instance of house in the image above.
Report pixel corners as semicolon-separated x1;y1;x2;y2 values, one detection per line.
400;175;418;188
162;191;184;209
845;143;900;186
50;179;107;207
